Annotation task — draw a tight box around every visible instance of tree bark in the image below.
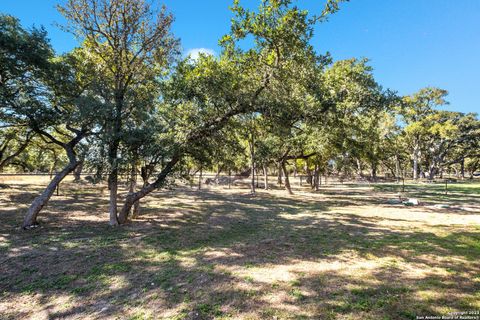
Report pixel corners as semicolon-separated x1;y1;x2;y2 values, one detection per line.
22;128;85;229
23;161;78;228
370;162;377;182
263;164;268;190
49;152;58;180
214;165;223;180
118;154;181;222
304;163;312;186
277;162;283;185
413;143;420;180
120;162;138;222
108;140;120;226
395;154;401;182
249;132;255;195
460;157;465;180
132;164;152;219
313;163;320;191
228;169;231;189
198;166;203;190
22;132;84;229
281;160;293;195
356;158;363;178
73;158;84;182
428;165;436;180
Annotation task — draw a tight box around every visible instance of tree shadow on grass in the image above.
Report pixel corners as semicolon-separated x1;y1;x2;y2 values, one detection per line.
0;184;479;319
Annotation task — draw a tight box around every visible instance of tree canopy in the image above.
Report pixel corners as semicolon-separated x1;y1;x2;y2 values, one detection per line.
0;0;478;229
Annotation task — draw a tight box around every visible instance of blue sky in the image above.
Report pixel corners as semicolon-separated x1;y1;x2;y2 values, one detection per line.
1;0;479;114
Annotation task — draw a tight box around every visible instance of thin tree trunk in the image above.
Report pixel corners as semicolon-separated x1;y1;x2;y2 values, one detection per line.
428;165;436;180
356;158;363;178
108;140;120;226
214;165;223;180
263;164;268;190
304;163;312;185
108;169;119;225
73;159;84;182
313;163;320;191
198;166;203;190
249;132;255;195
413;143;420;180
277;162;283;185
282;160;293;195
49;160;57;180
460;158;465;180
370;162;377;182
395;154;401;182
293;159;297;177
228;169;231;189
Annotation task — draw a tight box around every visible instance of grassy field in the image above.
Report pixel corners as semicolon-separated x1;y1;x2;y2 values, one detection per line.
0;176;479;319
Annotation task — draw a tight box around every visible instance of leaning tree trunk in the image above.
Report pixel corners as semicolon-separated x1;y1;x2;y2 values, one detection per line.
23;158;78;228
281;160;293;195
121;163;138;222
214;165;223;181
131;165;151;220
22;129;85;229
118;155;180;222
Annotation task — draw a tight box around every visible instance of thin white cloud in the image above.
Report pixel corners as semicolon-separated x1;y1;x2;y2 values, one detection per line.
185;48;216;61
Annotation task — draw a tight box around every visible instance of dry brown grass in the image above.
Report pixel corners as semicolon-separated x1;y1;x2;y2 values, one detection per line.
0;176;479;319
